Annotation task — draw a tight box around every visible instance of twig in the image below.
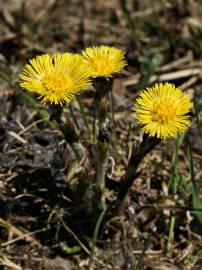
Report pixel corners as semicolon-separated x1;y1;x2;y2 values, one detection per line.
58;215;90;255
17;118;48;136
8;131;27;144
1;228;47;247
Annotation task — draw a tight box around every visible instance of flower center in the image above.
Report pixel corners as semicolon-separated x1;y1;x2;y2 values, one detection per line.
92;56;111;73
151;99;177;123
42;71;72;93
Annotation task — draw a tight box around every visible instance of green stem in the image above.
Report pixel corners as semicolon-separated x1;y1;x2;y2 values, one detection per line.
168;134;184;192
88;208;107;269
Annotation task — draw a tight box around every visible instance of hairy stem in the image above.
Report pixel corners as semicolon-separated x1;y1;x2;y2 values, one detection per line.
114;133;161;215
58;114;86;161
93;78;114;209
96;97;109;209
49;104;94;203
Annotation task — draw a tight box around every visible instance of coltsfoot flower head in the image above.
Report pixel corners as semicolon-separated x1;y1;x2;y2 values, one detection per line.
20;53;90;105
82;45;127;78
135;83;193;139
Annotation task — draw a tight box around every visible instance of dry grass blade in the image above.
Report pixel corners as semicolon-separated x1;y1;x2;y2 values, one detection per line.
1;228;46;247
8;131;27;144
0;256;22;270
150;68;201;83
0;218;41;247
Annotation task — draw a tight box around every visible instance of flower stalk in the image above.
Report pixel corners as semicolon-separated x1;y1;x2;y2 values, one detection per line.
49;104;94;205
94;78;114;209
114;133;161;215
49;104;85;161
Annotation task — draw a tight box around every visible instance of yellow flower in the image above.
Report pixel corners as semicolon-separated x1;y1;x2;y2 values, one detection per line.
82;45;126;78
20;53;90;105
135;83;193;139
